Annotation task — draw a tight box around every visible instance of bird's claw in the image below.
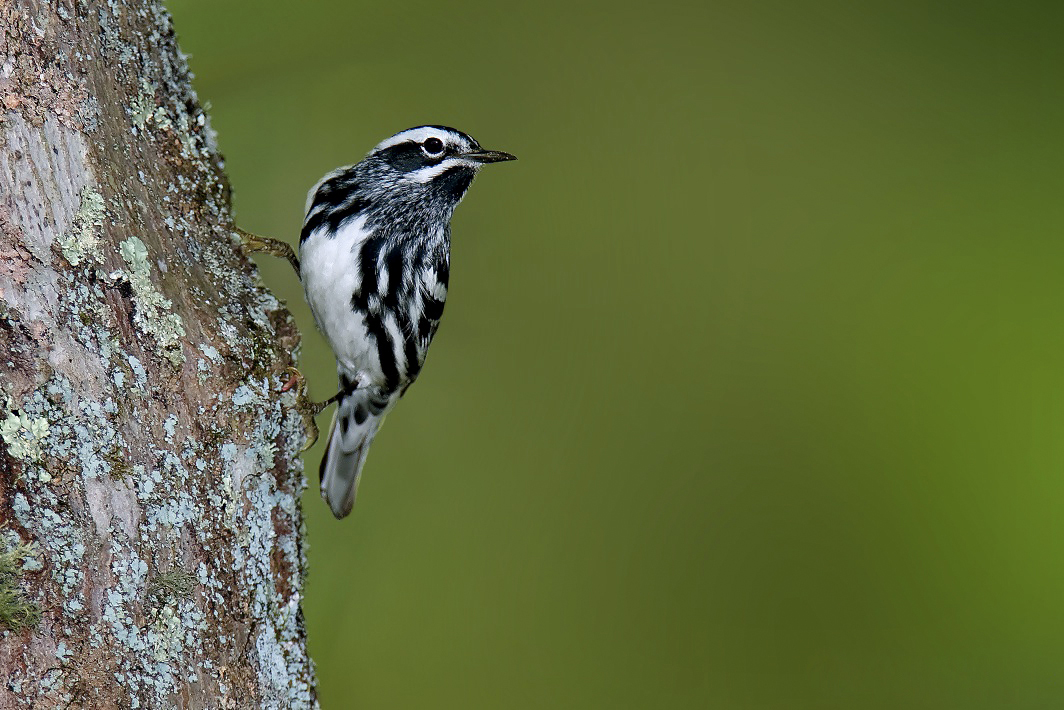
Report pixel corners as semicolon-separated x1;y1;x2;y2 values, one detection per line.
300;419;320;453
280;366;306;395
278;367;321;452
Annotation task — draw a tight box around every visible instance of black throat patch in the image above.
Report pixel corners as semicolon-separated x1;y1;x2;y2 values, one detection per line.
433;166;476;201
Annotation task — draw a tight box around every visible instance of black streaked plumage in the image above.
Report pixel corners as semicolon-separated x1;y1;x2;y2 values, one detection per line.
299;125;515;519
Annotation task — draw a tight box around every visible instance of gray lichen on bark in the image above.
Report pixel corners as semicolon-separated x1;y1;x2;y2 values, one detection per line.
0;0;318;707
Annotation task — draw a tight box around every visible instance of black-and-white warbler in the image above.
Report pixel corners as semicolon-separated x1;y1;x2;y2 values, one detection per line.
243;126;515;518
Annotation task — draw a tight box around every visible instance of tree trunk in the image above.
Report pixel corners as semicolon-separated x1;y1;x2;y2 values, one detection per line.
0;1;318;707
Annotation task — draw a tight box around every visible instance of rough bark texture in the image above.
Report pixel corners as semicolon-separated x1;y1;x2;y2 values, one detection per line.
0;0;318;707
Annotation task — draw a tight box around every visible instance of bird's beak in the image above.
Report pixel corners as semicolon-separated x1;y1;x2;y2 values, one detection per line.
464;149;517;164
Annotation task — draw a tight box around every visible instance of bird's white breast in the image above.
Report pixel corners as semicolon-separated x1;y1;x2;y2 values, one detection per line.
300;215;377;375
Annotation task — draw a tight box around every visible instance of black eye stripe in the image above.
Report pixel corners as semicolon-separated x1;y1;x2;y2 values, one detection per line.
378;137;458;173
379;142;433;171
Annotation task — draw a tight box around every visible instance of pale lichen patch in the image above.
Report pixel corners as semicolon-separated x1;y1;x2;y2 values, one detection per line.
0;407;50;462
128;79;171;133
162;414;178;444
118;237;185;365
127;354;148;391
57;188;106;267
199;343;221;362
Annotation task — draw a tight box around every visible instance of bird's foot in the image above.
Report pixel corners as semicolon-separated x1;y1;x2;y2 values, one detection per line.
278;367;336;451
236;227;301;276
279;366;306;395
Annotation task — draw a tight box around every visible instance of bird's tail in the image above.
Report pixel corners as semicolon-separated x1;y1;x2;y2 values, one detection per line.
319;388;391;519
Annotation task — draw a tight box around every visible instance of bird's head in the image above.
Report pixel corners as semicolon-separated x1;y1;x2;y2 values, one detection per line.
365;125;516;204
301;126;514;241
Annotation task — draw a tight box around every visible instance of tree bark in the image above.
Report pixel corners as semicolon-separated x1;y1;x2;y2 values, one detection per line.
0;1;318;707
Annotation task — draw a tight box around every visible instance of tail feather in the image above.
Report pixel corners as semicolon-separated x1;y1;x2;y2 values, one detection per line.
319;389;389;519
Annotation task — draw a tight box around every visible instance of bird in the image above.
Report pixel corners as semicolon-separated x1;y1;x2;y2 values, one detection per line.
241;126;515;518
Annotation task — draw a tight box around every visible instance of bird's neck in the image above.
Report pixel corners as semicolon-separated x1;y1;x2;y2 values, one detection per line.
361;195;454;250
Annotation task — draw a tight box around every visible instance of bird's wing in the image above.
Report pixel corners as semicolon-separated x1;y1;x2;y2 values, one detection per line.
395;253;449;392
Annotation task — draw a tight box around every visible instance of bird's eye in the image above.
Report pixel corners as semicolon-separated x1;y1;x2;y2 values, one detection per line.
422;137;445;155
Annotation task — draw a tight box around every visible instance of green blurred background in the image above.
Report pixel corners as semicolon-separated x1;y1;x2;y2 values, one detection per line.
167;1;1064;707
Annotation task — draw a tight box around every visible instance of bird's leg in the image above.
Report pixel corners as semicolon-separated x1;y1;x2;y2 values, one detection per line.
280;367;342;415
279;367;341;451
235;227;301;276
